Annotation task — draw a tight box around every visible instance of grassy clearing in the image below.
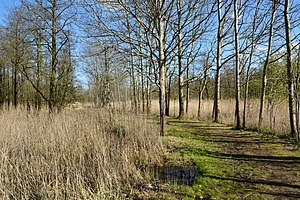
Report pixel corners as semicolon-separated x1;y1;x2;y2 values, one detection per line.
151;119;300;199
0;109;163;199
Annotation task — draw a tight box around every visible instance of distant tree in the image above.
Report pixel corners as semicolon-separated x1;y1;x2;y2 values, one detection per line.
0;6;33;110
20;0;76;112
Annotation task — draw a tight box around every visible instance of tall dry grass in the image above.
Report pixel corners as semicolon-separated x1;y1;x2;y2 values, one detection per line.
151;99;290;133
0;109;163;199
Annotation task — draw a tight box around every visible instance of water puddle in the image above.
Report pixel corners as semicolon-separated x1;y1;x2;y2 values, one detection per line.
147;165;201;186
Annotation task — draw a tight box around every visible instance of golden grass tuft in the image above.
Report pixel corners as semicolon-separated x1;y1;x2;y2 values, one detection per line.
0;109;163;199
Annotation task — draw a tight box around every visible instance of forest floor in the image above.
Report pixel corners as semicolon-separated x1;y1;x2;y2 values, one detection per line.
135;119;300;200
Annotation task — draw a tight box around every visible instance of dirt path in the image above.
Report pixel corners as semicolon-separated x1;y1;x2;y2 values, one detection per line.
161;120;300;199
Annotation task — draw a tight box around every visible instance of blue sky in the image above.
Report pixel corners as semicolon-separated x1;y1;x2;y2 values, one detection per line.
0;0;20;23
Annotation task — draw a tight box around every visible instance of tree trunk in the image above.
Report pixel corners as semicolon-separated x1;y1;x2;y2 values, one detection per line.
141;61;145;113
234;0;241;129
13;63;17;109
213;0;223;123
138;31;145;113
186;66;189;116
284;0;298;140
165;75;171;116
49;0;57;112
296;45;300;141
130;48;138;114
146;60;151;114
258;0;276;128
198;58;209;120
36;30;42;110
243;0;260;129
0;66;3;109
177;0;184;119
159;14;166;136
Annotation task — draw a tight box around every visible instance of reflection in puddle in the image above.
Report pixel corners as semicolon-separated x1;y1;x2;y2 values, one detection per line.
148;165;201;186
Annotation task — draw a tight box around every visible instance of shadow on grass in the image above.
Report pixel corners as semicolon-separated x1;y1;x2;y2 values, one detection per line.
166;119;300;198
259;191;300;198
204;174;300;189
172;122;294;145
179;145;300;164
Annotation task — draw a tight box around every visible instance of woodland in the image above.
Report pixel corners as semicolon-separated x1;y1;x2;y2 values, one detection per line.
0;0;300;199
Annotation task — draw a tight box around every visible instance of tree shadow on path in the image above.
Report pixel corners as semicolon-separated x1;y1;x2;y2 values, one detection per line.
167;119;300;199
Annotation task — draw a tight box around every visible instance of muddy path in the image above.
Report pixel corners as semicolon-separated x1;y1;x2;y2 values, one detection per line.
155;120;300;199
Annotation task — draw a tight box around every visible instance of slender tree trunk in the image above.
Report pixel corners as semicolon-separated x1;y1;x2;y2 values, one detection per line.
129;71;133;110
296;46;300;141
130;48;138;114
198;59;209;120
165;75;171;116
213;0;223;122
138;30;145;113
126;15;138;114
186;66;189;116
177;0;184;119
284;0;298;140
165;78;169;116
159;14;166;136
243;0;260;129
137;75;141;112
141;61;145;113
146;60;151;114
198;80;206;120
49;0;57;112
13;63;17;109
258;0;276;128
4;66;9;109
234;0;241;129
36;30;42;110
0;66;3;109
178;65;185;118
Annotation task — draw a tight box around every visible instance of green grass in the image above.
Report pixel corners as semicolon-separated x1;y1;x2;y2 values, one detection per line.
154;118;300;199
160;120;244;199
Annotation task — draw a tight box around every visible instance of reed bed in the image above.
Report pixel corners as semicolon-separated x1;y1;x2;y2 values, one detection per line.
0;109;163;199
151;99;290;133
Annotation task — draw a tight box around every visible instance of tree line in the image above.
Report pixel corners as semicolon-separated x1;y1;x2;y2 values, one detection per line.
0;0;300;142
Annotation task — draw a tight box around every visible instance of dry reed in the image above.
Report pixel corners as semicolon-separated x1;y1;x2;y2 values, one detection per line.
0;109;163;199
151;99;290;133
